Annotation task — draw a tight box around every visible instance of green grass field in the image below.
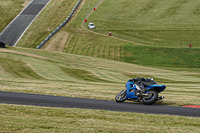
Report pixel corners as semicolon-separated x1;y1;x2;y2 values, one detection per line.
0;0;200;132
89;0;200;47
1;104;200;133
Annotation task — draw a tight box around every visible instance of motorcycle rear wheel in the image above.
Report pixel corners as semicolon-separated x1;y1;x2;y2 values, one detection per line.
115;89;127;103
142;90;158;105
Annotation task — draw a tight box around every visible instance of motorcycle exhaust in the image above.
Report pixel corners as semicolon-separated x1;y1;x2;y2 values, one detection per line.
157;96;164;100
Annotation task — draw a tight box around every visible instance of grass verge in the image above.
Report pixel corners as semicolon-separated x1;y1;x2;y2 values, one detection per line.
0;104;200;133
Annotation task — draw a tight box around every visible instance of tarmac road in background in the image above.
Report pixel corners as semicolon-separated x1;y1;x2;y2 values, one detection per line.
0;91;199;117
0;0;50;46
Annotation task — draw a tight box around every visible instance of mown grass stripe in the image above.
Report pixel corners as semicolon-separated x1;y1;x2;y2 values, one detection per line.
63;33;73;53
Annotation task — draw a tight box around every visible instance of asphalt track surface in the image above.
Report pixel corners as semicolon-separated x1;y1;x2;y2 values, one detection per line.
0;0;50;46
0;91;199;117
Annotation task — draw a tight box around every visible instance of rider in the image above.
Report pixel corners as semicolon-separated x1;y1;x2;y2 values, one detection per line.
131;77;156;92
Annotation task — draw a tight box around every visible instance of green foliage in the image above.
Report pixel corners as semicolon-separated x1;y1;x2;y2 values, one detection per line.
120;44;200;68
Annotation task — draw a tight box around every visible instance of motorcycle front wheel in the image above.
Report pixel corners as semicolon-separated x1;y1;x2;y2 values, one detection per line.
115;89;127;103
142;90;158;105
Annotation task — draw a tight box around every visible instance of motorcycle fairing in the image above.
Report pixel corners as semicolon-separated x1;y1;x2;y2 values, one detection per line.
125;81;166;99
125;81;139;99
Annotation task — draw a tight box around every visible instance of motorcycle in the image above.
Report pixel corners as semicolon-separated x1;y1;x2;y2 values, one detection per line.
115;78;166;105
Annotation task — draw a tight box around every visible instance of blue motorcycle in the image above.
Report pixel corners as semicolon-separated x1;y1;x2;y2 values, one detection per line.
115;78;166;105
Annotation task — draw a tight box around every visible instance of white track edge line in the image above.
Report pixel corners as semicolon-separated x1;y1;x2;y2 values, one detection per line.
0;0;34;36
14;0;52;47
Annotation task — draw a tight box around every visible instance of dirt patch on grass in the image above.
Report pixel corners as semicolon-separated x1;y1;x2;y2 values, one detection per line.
44;31;69;52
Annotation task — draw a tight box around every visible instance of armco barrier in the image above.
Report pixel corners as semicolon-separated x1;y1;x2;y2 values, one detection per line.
36;0;82;49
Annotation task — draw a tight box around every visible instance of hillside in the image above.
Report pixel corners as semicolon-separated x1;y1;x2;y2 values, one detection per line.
0;0;199;105
16;0;200;68
90;0;200;47
0;1;200;132
18;0;200;48
0;47;200;105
